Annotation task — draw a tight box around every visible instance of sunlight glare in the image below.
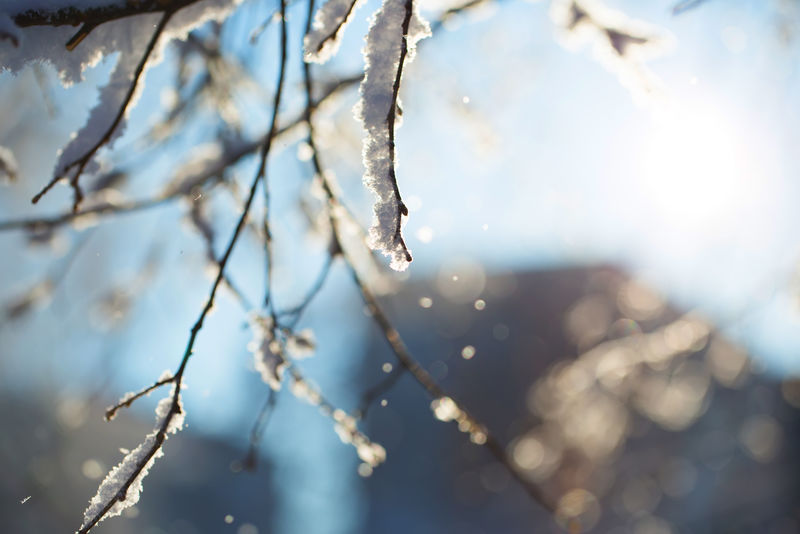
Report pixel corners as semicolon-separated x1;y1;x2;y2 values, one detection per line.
641;107;756;229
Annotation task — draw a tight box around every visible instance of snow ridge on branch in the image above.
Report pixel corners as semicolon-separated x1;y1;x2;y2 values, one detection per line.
304;0;364;63
356;0;429;271
80;387;184;533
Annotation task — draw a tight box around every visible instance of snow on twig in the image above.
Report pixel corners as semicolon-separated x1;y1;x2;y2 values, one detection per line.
550;0;670;103
79;387;184;533
304;0;364;63
356;0;430;271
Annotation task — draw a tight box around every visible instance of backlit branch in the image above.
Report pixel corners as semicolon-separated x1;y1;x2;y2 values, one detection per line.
32;10;174;212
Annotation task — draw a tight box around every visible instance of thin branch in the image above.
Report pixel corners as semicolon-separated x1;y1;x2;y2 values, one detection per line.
257;0;288;312
277;253;335;328
385;0;414;263
242;389;277;471
32;10;174;212
0;196;173;232
672;0;711;15
1;233;93;323
355;364;406;419
104;375;175;422
12;0;199;32
188;198;254;311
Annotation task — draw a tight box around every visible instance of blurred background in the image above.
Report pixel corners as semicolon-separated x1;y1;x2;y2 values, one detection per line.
1;0;800;532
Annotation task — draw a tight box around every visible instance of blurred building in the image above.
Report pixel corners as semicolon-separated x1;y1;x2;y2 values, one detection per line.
357;266;800;534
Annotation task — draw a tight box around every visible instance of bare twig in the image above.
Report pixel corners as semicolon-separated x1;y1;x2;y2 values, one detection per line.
355;364;406;419
277;253;335;328
0;196;174;233
242;389;277;471
188;198;254;311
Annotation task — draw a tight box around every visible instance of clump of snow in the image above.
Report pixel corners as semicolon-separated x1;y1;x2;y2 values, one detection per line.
304;0;364;63
355;0;430;271
286;329;316;359
331;409;387;467
80;387;184;531
289;376;322;406
431;396;461;422
247;313;286;390
430;396;488;444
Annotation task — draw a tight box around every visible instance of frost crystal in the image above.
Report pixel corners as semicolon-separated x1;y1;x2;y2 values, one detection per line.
80;388;184;531
304;0;364;63
356;0;430;271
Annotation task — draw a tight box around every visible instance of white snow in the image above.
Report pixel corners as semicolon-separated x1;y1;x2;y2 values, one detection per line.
247;313;286;391
0;145;18;183
331;409;386;467
549;0;669;103
80;388;184;531
356;0;429;271
0;0;242;194
286;329;316;359
304;0;364;63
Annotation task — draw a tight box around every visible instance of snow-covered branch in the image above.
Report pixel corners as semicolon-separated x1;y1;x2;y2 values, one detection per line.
304;0;364;63
356;0;430;271
79;386;185;533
